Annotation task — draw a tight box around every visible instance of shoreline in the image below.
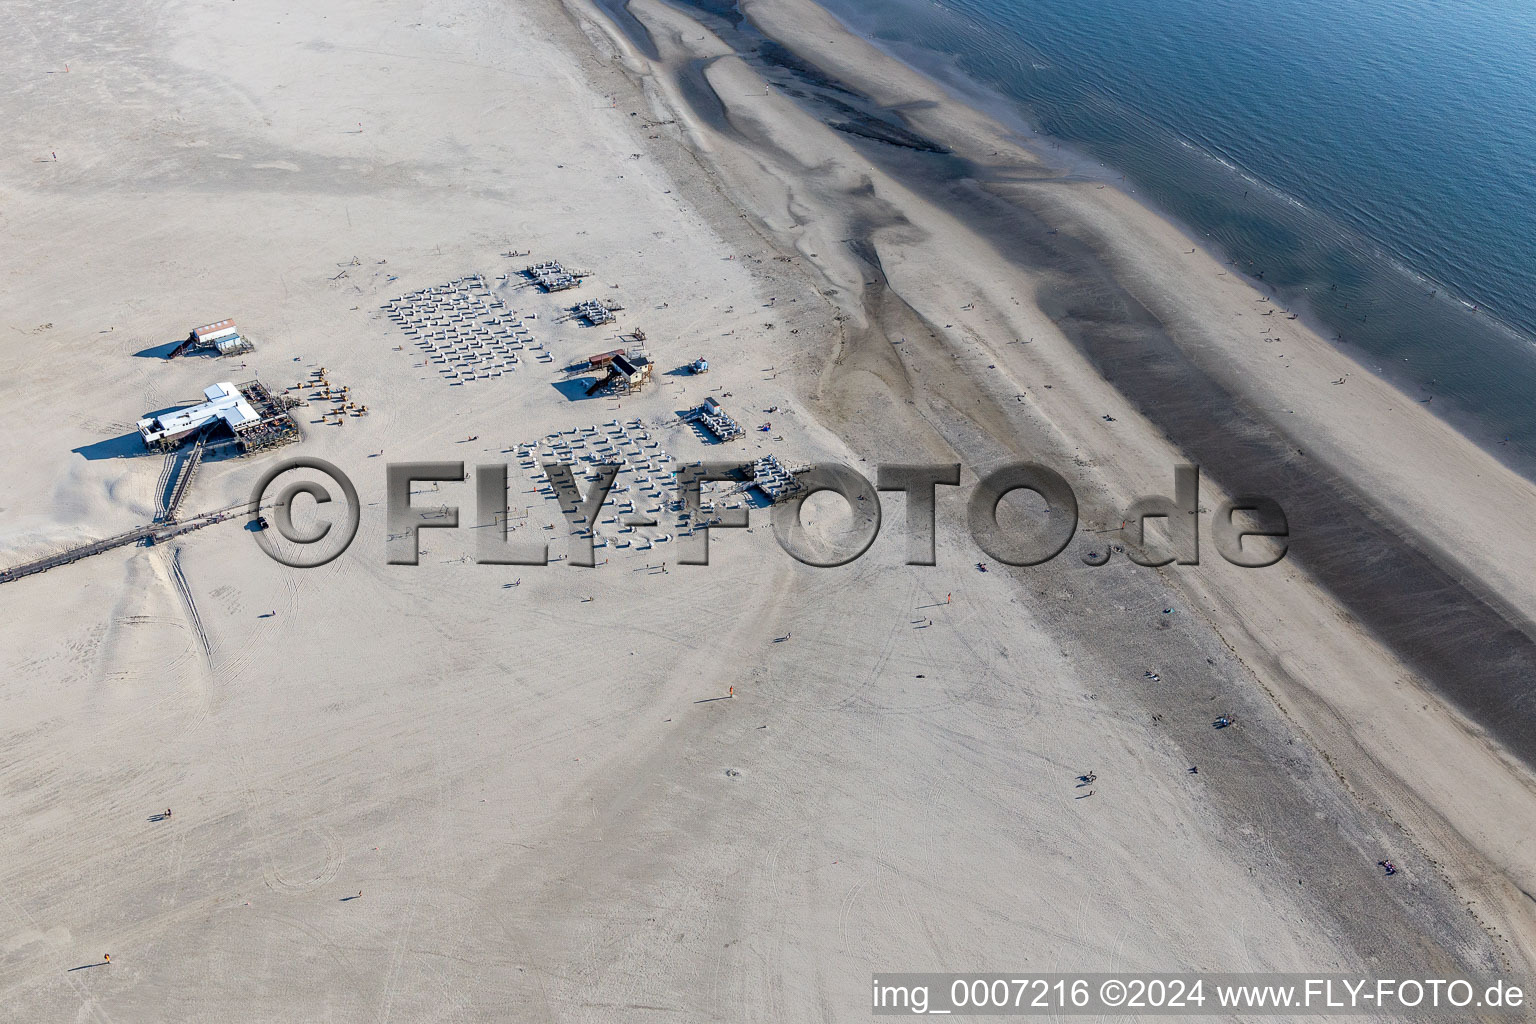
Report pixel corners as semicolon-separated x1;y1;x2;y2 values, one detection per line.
796;0;1536;482
628;0;1536;763
579;0;1536;973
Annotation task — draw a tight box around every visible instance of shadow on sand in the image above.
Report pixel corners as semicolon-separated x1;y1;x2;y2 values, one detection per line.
550;378;600;402
132;341;181;359
72;432;151;461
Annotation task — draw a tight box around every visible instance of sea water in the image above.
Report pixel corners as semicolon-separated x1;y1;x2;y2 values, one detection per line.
813;0;1536;462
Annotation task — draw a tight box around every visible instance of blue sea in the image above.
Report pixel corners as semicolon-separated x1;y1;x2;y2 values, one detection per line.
816;0;1536;460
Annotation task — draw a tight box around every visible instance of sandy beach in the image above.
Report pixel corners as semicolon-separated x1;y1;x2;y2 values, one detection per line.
2;0;1534;1018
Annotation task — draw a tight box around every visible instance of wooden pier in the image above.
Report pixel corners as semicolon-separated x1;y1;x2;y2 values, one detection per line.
163;432;210;522
0;500;254;586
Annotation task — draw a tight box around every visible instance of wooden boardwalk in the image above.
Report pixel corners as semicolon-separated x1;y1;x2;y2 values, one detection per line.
0;500;253;586
163;433;210;522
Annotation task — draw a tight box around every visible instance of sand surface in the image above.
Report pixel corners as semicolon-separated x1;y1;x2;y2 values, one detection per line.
2;0;1534;1019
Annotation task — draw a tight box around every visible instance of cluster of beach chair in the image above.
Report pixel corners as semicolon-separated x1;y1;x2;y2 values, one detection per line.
685;398;745;442
515;419;744;556
383;275;549;383
572;299;617;326
519;420;671;551
750;454;802;503
526;260;581;292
